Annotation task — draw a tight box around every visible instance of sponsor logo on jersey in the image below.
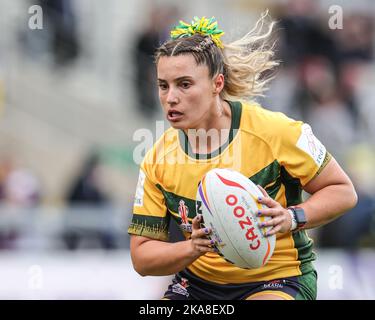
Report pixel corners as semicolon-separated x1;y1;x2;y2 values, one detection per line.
178;200;189;224
178;200;192;232
134;169;145;207
296;124;326;167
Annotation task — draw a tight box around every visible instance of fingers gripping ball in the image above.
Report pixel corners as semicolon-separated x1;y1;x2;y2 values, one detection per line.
196;168;275;269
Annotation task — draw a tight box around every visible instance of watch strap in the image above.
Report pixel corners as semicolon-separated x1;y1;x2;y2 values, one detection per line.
287;209;298;231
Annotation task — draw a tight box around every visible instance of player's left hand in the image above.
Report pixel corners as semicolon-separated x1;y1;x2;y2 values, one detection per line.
256;185;292;236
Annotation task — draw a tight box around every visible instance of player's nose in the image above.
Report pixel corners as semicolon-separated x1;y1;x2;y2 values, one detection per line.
166;87;180;105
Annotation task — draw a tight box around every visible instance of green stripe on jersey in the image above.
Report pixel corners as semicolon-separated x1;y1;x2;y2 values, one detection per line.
156;184;197;219
249;160;281;199
280;166;316;273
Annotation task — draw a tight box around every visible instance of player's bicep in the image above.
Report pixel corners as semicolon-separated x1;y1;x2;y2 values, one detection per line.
130;234;154;252
129;234;162;274
303;157;352;194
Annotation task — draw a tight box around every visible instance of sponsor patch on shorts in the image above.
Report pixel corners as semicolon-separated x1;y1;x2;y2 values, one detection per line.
263;279;287;290
171;283;190;297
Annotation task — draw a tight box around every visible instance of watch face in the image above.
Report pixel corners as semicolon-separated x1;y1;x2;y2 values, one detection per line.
294;208;307;225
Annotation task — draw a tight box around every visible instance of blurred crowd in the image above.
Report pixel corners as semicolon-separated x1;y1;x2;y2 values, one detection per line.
0;151;124;250
266;0;375;248
0;0;375;251
0;156;41;249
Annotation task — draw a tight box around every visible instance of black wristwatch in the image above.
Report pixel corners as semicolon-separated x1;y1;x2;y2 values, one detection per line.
288;207;307;231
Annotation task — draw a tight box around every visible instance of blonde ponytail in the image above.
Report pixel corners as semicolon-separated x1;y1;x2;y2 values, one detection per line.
222;11;279;100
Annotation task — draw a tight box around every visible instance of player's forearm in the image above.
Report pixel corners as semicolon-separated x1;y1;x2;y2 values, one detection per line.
300;182;357;229
132;239;200;276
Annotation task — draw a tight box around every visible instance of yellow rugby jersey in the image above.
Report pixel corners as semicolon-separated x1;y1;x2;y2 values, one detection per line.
128;100;331;284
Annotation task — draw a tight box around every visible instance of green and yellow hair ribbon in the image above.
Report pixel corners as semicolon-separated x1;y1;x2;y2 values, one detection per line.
170;16;225;48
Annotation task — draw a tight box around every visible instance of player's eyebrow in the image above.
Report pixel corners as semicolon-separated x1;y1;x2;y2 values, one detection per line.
157;76;194;83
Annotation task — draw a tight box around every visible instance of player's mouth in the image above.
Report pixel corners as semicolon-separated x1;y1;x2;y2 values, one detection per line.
167;110;184;122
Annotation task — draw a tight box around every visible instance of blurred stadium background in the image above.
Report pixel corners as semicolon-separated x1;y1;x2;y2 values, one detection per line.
0;0;374;299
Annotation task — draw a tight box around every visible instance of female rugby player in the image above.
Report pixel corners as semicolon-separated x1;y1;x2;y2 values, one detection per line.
128;14;357;300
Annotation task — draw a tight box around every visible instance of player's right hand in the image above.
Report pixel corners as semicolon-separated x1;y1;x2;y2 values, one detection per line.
189;214;216;256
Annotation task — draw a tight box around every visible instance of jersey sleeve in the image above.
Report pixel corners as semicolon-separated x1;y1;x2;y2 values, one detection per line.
277;119;332;186
127;160;170;241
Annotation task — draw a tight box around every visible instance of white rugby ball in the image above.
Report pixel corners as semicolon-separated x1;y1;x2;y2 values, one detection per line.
196;168;275;269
